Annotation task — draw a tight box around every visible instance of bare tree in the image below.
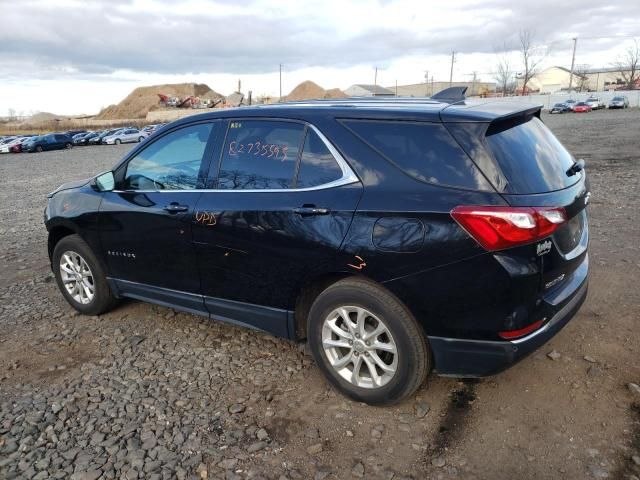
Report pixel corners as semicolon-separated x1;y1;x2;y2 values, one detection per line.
574;64;590;92
494;44;515;96
612;40;640;90
518;29;547;95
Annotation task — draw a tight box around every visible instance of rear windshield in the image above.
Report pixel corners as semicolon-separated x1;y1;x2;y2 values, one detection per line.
485;116;579;194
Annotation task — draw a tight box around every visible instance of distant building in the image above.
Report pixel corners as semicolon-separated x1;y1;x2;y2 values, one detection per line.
583;67;639;91
517;66;587;94
344;84;395;97
518;65;638;93
387;81;496;97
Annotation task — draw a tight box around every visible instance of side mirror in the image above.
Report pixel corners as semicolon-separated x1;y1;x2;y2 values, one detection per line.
93;171;115;192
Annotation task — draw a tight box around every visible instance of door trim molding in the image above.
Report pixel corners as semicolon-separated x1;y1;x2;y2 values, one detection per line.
107;278;293;339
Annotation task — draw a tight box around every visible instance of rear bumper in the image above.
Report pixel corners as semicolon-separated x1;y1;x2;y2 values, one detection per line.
428;279;588;377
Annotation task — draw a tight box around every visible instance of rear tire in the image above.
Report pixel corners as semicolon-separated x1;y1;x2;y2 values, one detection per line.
52;234;119;316
138;137;144;142
65;143;72;149
308;278;431;405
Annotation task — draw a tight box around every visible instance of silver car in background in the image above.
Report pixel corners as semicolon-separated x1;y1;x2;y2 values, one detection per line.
585;97;606;110
103;128;147;145
608;95;630;109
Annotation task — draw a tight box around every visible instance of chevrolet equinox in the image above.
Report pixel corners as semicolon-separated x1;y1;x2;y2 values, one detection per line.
45;89;590;405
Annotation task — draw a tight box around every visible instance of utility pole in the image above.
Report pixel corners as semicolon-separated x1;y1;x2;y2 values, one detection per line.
424;70;429;96
395;79;398;97
568;37;578;91
449;51;456;87
471;71;477;96
374;66;378;92
279;64;283;102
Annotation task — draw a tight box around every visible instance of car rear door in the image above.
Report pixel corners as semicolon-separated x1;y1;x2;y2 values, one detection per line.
192;118;362;336
98;121;219;313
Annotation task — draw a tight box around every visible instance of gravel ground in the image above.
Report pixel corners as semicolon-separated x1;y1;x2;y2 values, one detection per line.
1;109;639;480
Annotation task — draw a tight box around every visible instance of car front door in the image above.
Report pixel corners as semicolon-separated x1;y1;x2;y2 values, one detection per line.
99;121;219;313
192;119;362;337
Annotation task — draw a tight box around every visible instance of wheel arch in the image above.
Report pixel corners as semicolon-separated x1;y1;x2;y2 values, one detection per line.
291;272;402;340
47;224;78;261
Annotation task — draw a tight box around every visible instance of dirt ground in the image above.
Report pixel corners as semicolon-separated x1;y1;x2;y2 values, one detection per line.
0;108;639;480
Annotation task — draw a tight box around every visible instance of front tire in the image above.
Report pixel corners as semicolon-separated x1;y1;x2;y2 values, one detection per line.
65;143;72;149
115;139;121;145
36;145;43;153
308;278;431;405
52;234;119;315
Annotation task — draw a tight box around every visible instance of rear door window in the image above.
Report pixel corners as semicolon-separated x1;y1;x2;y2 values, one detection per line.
484;116;578;194
216;120;305;190
295;130;343;188
342;120;491;190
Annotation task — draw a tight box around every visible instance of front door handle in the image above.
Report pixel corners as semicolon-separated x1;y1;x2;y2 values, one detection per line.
293;205;331;216
163;203;189;213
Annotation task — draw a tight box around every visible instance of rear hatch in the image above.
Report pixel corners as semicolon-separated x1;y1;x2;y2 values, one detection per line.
444;104;589;306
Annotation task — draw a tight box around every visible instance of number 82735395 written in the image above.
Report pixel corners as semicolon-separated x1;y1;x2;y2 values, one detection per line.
228;141;290;161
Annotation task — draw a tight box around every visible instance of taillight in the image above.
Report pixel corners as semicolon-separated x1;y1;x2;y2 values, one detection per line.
451;205;566;251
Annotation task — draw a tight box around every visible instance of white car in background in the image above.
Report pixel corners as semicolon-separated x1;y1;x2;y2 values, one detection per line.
103;128;147;145
585;97;606;110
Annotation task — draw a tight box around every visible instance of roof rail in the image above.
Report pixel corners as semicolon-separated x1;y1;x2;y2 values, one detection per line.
430;86;467;103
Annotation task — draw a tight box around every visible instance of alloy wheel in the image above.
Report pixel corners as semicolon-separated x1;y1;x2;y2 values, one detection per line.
59;250;95;305
321;306;398;389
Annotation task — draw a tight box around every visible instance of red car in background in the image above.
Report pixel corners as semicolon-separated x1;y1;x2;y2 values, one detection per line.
573;102;592;113
10;137;35;153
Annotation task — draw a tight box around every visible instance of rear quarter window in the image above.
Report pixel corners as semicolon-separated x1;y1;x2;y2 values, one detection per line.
341;119;492;191
484;116;578;194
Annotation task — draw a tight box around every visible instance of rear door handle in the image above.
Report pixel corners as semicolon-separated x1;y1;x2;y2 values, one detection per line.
293;206;331;216
163;203;189;213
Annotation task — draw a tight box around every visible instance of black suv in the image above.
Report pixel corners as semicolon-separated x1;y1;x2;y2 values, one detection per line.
45;91;589;405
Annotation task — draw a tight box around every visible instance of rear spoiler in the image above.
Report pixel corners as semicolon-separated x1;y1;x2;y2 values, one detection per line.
440;101;543;123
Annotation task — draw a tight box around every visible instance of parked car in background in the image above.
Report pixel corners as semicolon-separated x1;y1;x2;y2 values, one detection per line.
608;95;630;109
9;136;36;153
22;133;73;153
585;97;605;110
564;99;578;111
88;129;121;145
0;137;23;153
550;103;571;114
573;102;592;113
73;132;97;145
44;95;590;404
103;128;147;145
65;130;87;137
0;136;17;147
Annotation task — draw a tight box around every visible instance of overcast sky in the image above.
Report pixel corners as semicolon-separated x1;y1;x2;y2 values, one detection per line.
0;0;638;115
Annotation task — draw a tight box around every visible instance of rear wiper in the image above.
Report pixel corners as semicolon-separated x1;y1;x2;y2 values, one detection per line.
566;158;585;177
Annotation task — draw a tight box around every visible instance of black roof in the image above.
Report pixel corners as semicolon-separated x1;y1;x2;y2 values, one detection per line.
168;97;544;127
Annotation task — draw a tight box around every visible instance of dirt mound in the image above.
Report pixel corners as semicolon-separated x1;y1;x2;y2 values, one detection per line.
95;83;223;120
285;81;345;101
324;88;347;99
23;112;68;125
